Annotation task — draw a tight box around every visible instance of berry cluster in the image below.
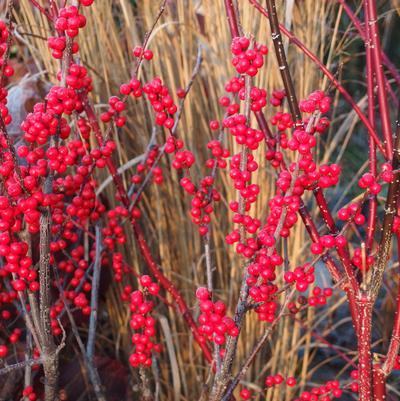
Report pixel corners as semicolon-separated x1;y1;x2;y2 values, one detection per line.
271;111;293;132
0;20;13;81
351;247;374;270
206;139;230;169
128;281;161;367
283;263;315;292
133;46;154;61
299;90;331;114
358;172;381;194
224;114;264;149
230;37;268;76
349;369;359;393
48;36;79;59
196;287;239;345
55;6;87;38
131;145;164;186
143;77;177;129
293;380;343;401
21;103;70;145
337;202;365;225
22;386;37;401
270;89;286;107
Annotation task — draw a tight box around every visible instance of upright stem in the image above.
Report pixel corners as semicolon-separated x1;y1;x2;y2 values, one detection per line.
86;226;102;363
248;0;387;158
364;0;393;157
224;0;241;38
382;233;400;376
357;294;373;401
39;201;58;401
363;0;377;251
337;0;400;90
373;365;387;401
369;111;400;300
313;187;359;293
264;0;301;124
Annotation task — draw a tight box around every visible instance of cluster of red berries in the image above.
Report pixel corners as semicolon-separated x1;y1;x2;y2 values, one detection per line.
265;374;297;388
205;138;230;169
47;85;81;115
294;380;343;400
231;37;268;76
21;103;70;144
239;85;268;112
55;6;87;38
100;95;127;127
132;46;154;61
224;114;264;150
264;194;300;239
224;76;244;94
219;96;239;115
351;247;374;270
64;63;93;92
358;172;381;194
196;287;239;345
285;128;317;156
265;148;284;169
128;280;161;367
380;162;394;183
164;134;184;154
112;253;132;282
283;263;316;292
0;20;13;81
313;164;341;189
172;150;196;170
118;78;142;100
337;203;365;225
246;251;283;285
48;36;79;59
299;90;331;114
271;111;293;132
131;145;164;186
306;286;333;307
102;206;131;250
270;89;286;107
143;77;177;129
349;369;359;392
0;329;23;358
184;176;221;236
22;386;37;401
310;234;347;255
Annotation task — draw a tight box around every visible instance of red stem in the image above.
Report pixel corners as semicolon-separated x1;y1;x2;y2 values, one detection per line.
298;201;359;330
373;365;387;401
248;0;388;159
224;0;240;38
363;0;377;251
255;110;276;150
313;187;359;293
337;0;400;91
357;294;373;401
364;0;393;157
381;233;400;376
28;0;54;21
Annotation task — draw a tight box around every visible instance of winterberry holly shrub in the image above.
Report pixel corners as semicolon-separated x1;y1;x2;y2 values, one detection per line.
0;1;399;401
